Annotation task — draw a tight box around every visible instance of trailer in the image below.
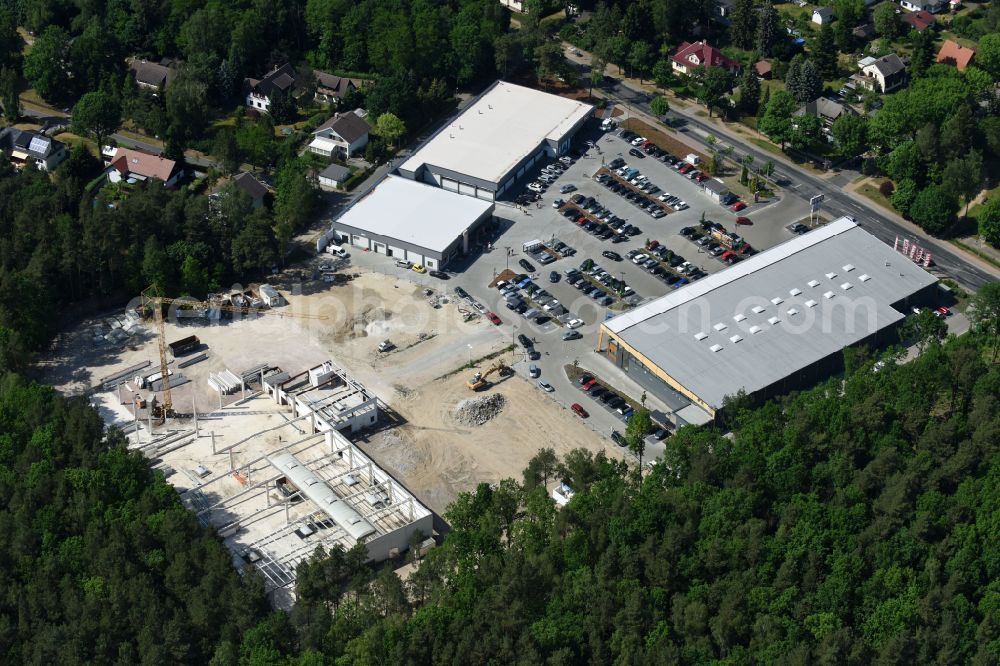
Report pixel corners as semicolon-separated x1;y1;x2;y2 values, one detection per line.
168;335;200;358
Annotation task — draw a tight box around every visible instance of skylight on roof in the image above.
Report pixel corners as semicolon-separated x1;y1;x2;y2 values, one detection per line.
841;282;852;290
825;272;837;280
749;325;762;334
713;322;727;331
824;291;835;299
734;314;747;322
843;264;855;272
859;274;871;282
730;334;743;343
789;287;802;296
808;280;820;288
709;344;723;352
768;316;780;325
788;307;799;315
752;305;765;314
771;297;783;305
694;332;708;341
805;299;817;308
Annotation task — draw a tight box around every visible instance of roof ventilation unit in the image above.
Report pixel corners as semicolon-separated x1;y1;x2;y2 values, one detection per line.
805;299;818;308
768;316;780;325
709;344;723;352
787;307;799;316
752;305;765;314
808;279;820;288
749;325;762;334
789;288;802;296
713;322;727;331
734;313;747;322
843;264;855;272
730;334;743;343
841;282;853;290
824;291;835;299
694;332;708;341
859;274;871;282
771;297;783;305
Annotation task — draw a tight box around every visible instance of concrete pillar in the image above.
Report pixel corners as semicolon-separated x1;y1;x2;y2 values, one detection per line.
229;448;235;471
462;229;469;254
326;431;334;453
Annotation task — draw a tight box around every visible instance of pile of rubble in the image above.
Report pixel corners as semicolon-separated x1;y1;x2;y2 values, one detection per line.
454;393;507;427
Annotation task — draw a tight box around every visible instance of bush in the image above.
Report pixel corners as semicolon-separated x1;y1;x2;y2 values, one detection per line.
879;180;895;197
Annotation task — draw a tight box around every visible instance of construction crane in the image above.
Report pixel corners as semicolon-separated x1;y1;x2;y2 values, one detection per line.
139;286;327;420
466;361;512;391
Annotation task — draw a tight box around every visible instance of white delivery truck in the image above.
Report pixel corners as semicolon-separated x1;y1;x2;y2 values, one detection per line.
326;243;348;257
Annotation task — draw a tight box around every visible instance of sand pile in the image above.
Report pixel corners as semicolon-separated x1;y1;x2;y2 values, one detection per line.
454;393;507;426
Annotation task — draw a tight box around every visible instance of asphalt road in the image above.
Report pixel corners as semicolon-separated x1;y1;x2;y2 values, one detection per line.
597;78;997;291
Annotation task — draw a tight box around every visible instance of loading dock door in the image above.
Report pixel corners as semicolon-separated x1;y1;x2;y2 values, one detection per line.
389;246;405;258
406;251;424;265
373;242;386;254
351;235;369;248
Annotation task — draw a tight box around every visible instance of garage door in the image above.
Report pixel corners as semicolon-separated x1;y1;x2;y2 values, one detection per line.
458;182;476;196
373;242;386;254
406;251;424;265
351;235;369;248
389;246;405;258
442;178;458;192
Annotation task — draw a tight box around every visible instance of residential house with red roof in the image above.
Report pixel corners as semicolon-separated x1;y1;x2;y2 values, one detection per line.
105;147;182;187
902;10;937;31
670;41;739;77
936;40;975;71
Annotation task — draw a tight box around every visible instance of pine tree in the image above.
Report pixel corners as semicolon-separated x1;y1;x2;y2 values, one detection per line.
730;0;758;49
812;24;838;80
739;66;761;115
755;4;780;56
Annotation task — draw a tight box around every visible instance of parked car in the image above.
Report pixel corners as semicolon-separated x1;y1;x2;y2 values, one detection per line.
429;270;449;279
395;259;412;269
562;330;582;341
486;311;501;325
580;378;598;391
730;201;747;212
519;258;536;272
538;380;554;392
577;374;593;386
560;184;577;193
517;333;533;348
735;216;752;226
935;306;952;317
790;223;808;234
602;250;622;261
571;403;589;418
566;318;584;329
411;264;427;273
628;148;646;158
528;364;540;378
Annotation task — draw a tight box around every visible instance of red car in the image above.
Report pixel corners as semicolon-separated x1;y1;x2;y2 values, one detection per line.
486;311;502;325
735;216;752;226
935;306;952;318
720;251;736;261
580;379;598;391
730;201;747;212
647;240;660;249
678;163;693;174
571;403;589;418
694;173;707;182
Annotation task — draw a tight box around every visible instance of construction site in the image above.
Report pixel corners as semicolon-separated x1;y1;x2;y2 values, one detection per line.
37;270;613;604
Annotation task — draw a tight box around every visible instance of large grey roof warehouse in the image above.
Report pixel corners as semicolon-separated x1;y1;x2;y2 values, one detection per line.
600;218;938;414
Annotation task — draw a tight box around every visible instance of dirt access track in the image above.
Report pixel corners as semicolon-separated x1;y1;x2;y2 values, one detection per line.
37;271;615;515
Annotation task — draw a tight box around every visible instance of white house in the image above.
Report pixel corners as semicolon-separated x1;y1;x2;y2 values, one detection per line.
900;0;944;12
308;110;369;159
812;7;833;24
670;41;740;76
859;53;907;93
104;147;182;187
0;128;68;171
244;63;297;113
318;163;352;190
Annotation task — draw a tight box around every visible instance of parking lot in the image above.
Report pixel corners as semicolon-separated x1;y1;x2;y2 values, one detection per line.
341;118;812;459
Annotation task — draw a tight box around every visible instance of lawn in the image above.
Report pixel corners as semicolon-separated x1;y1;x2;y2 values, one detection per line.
858;182;894;210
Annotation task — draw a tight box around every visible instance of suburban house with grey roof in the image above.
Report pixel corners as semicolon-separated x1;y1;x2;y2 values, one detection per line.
128;57;175;93
858;54;907;93
313;71;359;105
0;128;68;171
309;110;370;159
794;97;858;141
245;63;298;113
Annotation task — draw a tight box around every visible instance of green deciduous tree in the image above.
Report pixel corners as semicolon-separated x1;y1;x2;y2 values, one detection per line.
625;407;652;469
975;33;1000;78
371;112;407;147
650;95;670;117
832;113;867;157
71;91;122;149
968;282;1000;359
978;197;1000;248
22;25;72;103
758;90;797;149
908;184;958;234
791;113;822;152
873;3;901;39
698;67;735;117
628;41;654;82
652;58;674;90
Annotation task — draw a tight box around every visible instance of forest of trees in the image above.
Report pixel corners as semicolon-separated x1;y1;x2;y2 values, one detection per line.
2;298;998;664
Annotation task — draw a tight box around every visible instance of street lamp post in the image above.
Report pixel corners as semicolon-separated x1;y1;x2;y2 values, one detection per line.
511;324;517;361
504;246;511;271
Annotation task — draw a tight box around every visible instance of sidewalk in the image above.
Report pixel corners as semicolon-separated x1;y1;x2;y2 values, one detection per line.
844;178;1000;277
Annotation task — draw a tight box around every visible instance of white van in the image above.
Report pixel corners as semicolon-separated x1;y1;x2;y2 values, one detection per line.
326;243;348;257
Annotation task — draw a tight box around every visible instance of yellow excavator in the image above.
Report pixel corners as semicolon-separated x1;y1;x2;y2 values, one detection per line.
466;361;512;391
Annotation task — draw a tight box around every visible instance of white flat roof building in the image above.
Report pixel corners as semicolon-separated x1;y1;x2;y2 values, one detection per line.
398;80;593;200
599;218;938;418
328;175;495;269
